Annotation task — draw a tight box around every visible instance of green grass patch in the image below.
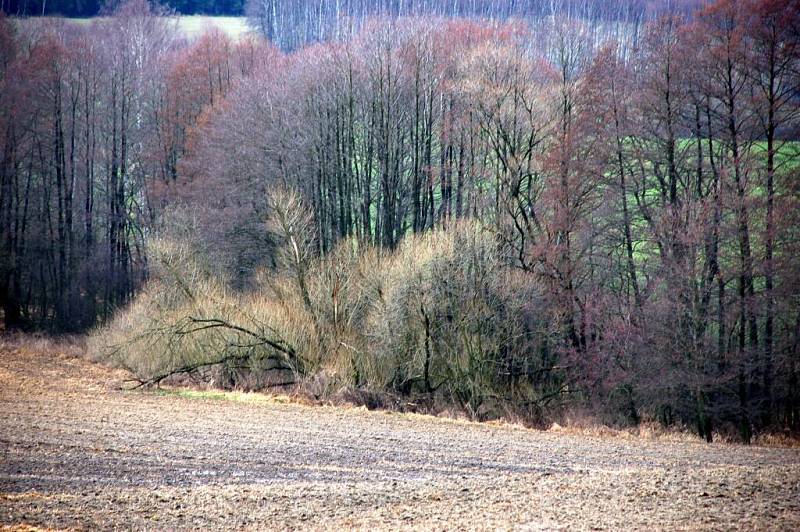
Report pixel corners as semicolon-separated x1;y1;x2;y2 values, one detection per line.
151;387;284;404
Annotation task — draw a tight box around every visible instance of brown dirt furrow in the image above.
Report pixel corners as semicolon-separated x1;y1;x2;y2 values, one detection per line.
1;339;799;530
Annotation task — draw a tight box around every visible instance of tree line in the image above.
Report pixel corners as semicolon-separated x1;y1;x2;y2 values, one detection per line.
2;0;244;17
0;2;270;329
3;0;800;440
2;0;694;33
244;0;686;51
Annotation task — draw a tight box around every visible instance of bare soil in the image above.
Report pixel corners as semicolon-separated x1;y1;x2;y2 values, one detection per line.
1;338;799;530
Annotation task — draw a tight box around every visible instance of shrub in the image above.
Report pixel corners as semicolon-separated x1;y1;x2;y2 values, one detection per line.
90;237;304;388
91;212;557;422
362;222;545;418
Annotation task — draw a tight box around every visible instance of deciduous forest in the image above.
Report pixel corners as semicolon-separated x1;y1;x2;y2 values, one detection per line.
1;0;798;443
2;0;696;21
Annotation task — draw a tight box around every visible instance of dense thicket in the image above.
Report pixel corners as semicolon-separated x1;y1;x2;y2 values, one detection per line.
3;0;799;440
2;0;243;17
0;2;272;329
2;0;695;31
244;0;698;51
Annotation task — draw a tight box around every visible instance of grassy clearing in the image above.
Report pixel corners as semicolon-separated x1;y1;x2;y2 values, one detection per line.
12;15;252;40
173;16;251;39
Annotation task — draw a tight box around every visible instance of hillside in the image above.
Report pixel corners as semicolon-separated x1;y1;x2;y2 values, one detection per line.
1;337;799;529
